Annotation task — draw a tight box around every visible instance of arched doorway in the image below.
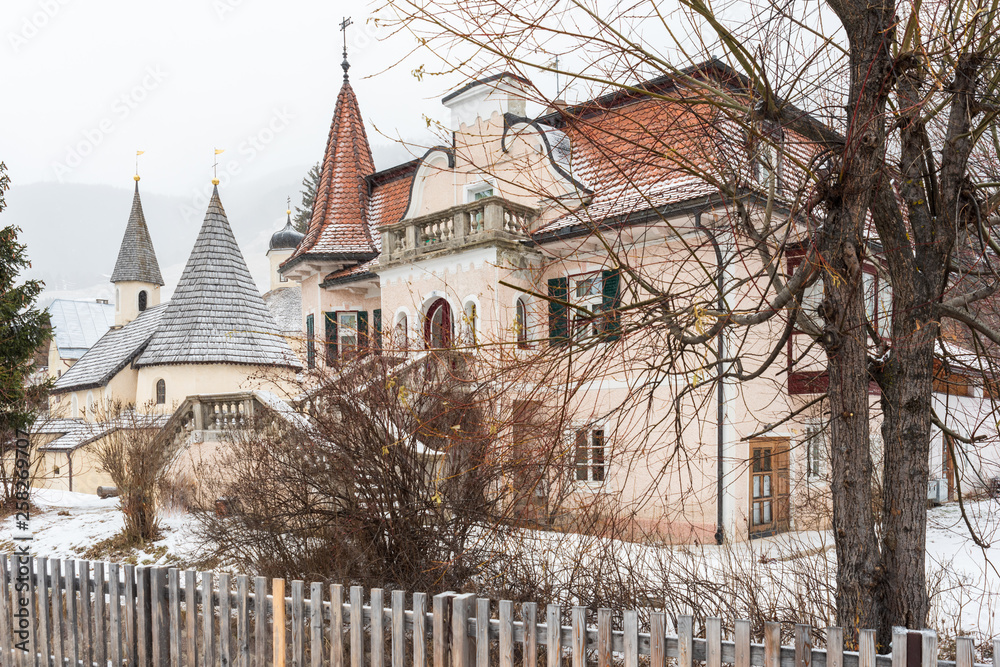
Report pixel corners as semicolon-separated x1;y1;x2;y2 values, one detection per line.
424;298;453;349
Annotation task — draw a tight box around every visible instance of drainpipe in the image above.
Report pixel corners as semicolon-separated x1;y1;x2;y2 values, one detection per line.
695;212;727;545
67;451;73;493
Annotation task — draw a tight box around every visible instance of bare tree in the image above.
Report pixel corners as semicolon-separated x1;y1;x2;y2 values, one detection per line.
92;401;174;542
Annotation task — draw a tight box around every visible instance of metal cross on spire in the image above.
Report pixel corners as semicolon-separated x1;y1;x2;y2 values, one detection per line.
340;16;353;80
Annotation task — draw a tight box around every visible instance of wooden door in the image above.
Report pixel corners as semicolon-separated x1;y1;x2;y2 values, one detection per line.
749;439;790;537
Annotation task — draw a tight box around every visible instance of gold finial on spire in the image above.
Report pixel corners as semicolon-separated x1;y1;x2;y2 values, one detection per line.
213;148;224;185
135;150;144;181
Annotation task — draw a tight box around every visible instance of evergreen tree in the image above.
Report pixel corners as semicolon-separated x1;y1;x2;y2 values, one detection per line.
293;162;321;233
0;162;51;434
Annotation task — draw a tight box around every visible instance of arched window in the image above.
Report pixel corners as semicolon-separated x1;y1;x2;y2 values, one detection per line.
464;302;477;347
70;395;79;419
516;298;529;348
424;299;453;349
155;379;166;405
138;290;148;312
86;391;95;417
394;315;408;350
115;288;120;312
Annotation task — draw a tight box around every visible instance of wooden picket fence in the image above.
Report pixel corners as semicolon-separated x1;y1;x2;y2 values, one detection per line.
0;553;996;667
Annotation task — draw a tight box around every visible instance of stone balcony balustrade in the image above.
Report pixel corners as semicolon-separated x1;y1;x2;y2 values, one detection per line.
379;196;537;267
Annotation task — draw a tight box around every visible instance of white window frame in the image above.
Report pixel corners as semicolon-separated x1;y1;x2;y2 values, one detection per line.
804;422;827;480
568;270;604;339
337;311;360;358
573;423;608;485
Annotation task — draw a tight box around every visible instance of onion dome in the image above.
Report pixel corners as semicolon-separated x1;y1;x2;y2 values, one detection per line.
270;211;305;250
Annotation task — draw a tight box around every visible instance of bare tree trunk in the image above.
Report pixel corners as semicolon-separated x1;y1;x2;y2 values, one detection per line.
823;234;882;636
819;1;896;635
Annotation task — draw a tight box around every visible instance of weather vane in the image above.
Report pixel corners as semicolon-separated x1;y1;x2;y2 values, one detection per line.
340;16;353;79
213;148;225;185
135;150;144;182
287;195;292;216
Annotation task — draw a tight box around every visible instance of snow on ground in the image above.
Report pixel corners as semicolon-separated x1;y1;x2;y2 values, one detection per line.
0;489;202;567
2;490;997;642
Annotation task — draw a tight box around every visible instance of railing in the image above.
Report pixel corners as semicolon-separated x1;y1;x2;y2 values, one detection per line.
381;197;537;266
0;554;995;667
158;392;261;451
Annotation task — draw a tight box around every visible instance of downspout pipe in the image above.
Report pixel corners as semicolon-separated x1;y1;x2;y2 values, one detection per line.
695;212;727;545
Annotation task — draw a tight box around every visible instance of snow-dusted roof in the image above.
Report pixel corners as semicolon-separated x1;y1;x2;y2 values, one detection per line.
52;304;166;394
47;300;115;359
33;414;169;452
262;285;302;335
136;187;301;369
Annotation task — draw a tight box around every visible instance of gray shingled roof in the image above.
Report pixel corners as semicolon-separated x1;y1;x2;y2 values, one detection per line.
136;187;302;369
52;304;167;394
111;182;165;285
47;299;115;360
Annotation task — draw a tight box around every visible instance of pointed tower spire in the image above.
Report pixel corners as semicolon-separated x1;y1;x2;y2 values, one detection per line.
136;186;300;369
112;176;164;326
282;46;377;272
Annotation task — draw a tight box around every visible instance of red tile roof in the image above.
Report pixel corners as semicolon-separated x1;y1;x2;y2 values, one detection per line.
288;79;377;263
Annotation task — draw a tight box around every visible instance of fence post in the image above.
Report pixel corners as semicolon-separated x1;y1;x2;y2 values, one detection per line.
650;611;666;667
795;624;812;667
203;571;216;667
413;592;427;667
623;609;638;667
920;630;937;667
499;600;513;667
475;598;489;667
80;560;92;667
392;590;405;667
124;564;137;667
372;589;385;667
571;606;585;667
706;617;722;667
350;586;363;667
678;615;694;667
137;567;152;667
51;558;64;667
310;583;323;667
95;561;107;667
270;578;284;667
734;619;751;667
451;593;475;667
764;622;780;667
64;560;78;667
37;557;50;667
827;627;843;667
546;604;560;667
955;637;973;667
432;593;452;667
152;567;170;667
168;568;181;667
330;584;343;667
597;608;610;667
859;629;876;667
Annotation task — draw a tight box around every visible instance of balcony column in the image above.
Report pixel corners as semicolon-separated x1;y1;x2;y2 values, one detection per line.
484;201;503;231
381;231;394;257
405;221;419;252
192;399;204;431
453;211;467;241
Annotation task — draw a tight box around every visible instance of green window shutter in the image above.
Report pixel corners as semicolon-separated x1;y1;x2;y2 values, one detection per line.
548;277;568;347
373;309;382;353
305;314;315;368
324;311;337;364
602;269;621;341
358;311;369;352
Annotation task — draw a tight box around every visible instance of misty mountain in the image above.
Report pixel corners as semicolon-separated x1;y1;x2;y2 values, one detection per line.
7;143;417;309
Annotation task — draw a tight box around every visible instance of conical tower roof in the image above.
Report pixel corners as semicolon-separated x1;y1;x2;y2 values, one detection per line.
111;181;164;285
136;187;301;369
285;78;377;265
